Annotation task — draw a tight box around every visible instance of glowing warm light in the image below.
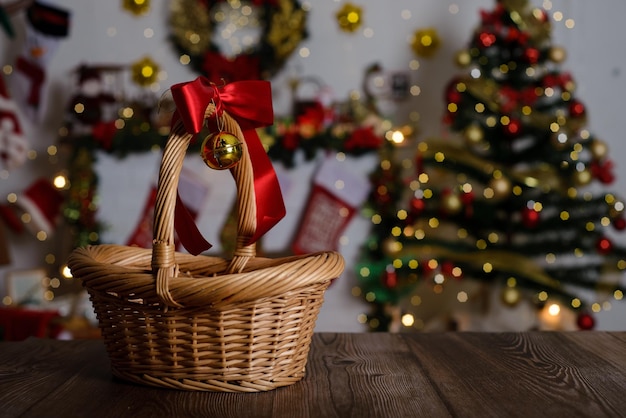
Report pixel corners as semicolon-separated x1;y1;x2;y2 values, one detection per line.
53;175;67;189
61;265;73;279
390;130;405;144
401;314;415;327
547;303;560;316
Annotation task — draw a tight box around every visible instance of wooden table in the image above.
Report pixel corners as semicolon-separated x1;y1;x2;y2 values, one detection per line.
2;332;626;417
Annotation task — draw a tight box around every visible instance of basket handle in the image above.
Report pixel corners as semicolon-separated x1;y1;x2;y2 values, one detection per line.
151;112;258;307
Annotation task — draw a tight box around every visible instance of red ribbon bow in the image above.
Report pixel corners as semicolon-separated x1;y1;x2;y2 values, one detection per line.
170;77;286;255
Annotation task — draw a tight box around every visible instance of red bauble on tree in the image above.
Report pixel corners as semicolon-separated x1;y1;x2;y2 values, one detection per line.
522;206;540;228
524;47;540;64
461;190;475;218
569;100;586;118
382;265;398;289
410;196;425;217
504;118;522;136
596;237;613;254
590;159;615;184
445;77;463;104
613;217;626;231
441;261;460;280
478;32;496;48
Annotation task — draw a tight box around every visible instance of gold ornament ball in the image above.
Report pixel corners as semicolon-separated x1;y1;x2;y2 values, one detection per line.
608;198;624;218
501;286;521;307
411;27;441;58
573;168;592;186
549;46;567;63
382;237;402;255
442;193;462;214
489;177;512;199
201;132;243;170
463;124;484;145
609;206;624;220
455;50;472;68
590;139;608;160
336;3;363;33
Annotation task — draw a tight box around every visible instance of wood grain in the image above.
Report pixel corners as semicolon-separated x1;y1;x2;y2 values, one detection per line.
1;332;626;417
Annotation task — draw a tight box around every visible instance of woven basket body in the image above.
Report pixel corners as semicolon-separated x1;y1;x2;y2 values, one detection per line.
68;109;344;392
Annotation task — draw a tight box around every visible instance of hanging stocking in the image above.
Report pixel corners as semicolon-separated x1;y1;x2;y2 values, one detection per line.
0;74;27;170
12;177;64;237
125;185;157;249
292;154;371;255
126;167;210;251
12;1;70;120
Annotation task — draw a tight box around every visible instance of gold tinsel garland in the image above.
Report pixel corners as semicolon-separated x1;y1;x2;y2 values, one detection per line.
419;139;565;193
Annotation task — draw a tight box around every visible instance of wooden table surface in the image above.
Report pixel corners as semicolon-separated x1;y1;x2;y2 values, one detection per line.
2;332;626;417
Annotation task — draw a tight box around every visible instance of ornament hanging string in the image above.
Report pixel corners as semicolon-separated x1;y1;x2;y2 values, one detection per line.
170;77;285;254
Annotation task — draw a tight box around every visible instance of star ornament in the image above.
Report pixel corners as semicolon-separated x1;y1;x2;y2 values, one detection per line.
411;27;441;58
122;0;151;16
336;3;363;33
130;56;160;87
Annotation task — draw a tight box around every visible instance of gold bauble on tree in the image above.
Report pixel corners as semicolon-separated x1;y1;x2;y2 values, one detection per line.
590;139;608;160
441;193;462;214
455;49;472;68
411;27;441;58
201;132;243;170
609;198;625;219
489;176;512;199
548;46;567;63
463;124;484;145
573;168;592;186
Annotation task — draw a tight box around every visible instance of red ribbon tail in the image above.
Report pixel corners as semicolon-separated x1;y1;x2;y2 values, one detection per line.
174;192;212;255
244;129;286;245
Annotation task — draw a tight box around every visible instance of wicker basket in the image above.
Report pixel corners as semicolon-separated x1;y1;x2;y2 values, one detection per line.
68;106;344;392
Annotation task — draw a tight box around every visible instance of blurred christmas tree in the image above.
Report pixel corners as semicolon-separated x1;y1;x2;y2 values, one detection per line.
356;0;626;332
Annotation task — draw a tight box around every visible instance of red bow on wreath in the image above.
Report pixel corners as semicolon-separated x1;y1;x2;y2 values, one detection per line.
202;51;261;84
170;77;286;255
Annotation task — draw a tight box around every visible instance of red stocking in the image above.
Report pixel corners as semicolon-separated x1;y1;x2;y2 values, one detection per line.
126;168;210;251
292;155;371;255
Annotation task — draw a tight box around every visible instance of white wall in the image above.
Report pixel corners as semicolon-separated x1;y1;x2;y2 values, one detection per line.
1;0;626;331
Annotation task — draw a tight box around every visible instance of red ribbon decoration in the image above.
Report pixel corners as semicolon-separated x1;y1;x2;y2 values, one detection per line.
201;51;261;84
15;57;45;106
169;77;286;255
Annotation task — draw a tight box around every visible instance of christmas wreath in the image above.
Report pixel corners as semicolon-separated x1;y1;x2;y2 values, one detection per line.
169;0;307;82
